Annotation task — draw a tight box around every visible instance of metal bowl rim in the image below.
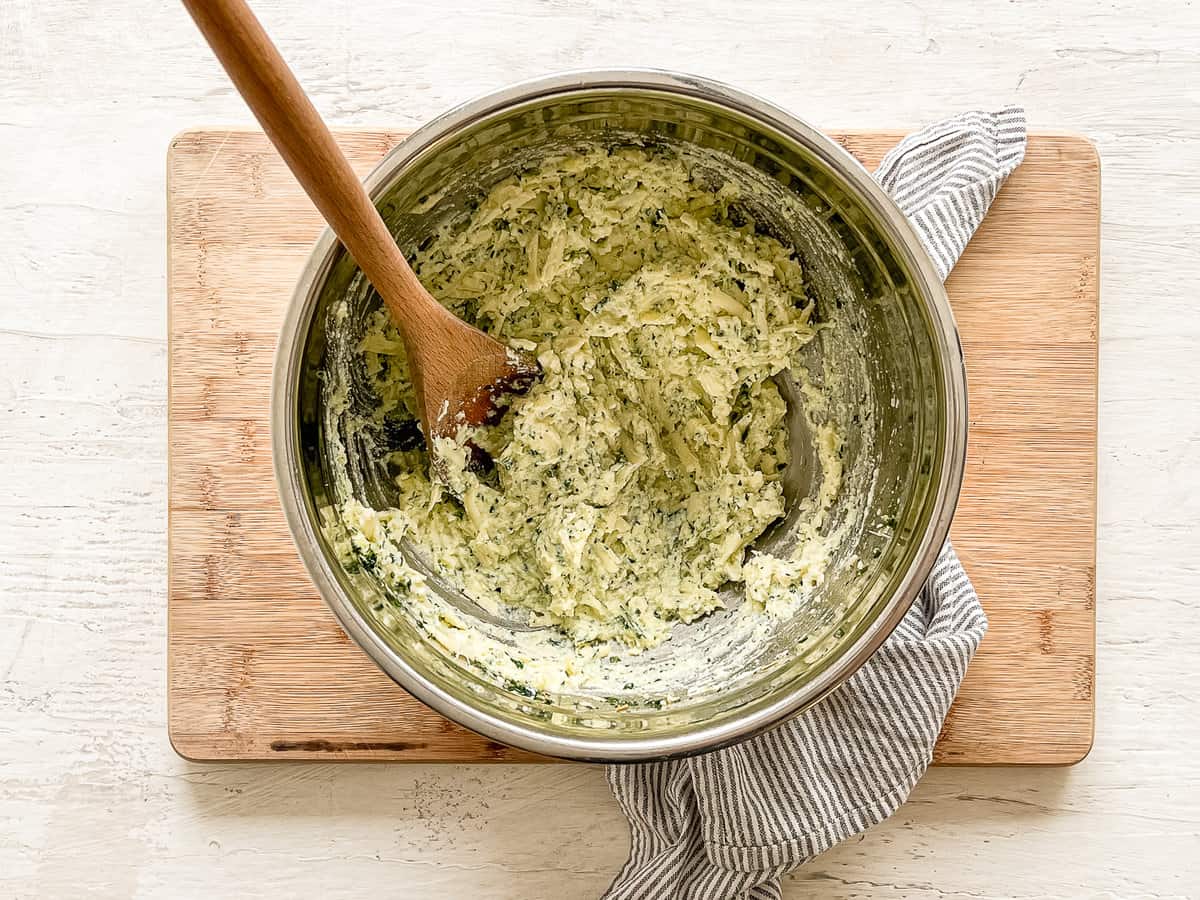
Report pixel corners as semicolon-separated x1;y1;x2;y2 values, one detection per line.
271;68;968;762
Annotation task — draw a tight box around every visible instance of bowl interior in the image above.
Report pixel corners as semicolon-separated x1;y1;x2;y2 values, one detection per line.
285;85;951;756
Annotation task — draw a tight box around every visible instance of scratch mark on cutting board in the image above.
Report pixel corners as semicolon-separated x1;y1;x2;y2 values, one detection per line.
269;739;429;753
186;130;233;200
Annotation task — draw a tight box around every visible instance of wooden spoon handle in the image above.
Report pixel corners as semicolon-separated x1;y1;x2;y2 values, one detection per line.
181;0;433;335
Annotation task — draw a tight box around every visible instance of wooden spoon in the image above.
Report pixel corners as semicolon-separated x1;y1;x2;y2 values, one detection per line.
182;0;539;452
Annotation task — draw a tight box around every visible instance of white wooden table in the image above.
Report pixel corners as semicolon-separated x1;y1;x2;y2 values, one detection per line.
2;1;1197;896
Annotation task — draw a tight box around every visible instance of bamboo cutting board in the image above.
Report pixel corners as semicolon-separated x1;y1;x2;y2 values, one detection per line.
167;129;1098;764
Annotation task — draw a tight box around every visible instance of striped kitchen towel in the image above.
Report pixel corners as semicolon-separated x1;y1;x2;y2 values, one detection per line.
604;107;1027;900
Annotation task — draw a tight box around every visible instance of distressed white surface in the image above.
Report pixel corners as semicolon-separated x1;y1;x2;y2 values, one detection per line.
1;0;1197;897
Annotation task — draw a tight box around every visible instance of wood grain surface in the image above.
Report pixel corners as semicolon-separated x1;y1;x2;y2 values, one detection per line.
166;128;1098;765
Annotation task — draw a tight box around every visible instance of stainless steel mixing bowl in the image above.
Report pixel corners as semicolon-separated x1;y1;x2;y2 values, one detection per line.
272;70;967;761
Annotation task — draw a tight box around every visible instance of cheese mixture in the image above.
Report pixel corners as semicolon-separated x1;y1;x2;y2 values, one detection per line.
332;146;842;658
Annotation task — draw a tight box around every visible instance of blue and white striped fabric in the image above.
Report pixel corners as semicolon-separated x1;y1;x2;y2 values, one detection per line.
876;107;1028;279
604;108;1027;900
